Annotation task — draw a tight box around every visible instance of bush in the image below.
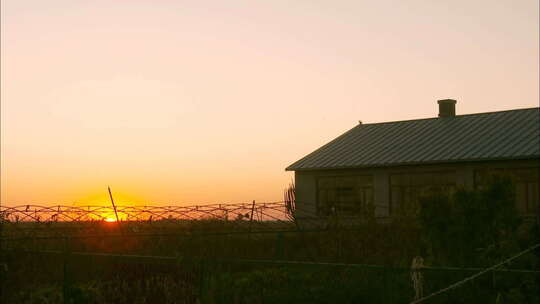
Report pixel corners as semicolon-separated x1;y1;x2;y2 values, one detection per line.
419;175;522;267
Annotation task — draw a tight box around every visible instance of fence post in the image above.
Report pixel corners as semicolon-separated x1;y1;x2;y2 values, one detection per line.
0;209;4;300
383;266;388;304
247;200;256;246
275;232;285;260
198;257;211;304
492;269;496;301
249;200;256;232
62;236;72;304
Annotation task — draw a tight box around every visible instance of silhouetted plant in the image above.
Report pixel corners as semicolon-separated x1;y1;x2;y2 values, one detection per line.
284;181;295;221
419;175;522;267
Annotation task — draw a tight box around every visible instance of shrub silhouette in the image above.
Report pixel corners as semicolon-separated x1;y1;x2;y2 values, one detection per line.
419;175;522;267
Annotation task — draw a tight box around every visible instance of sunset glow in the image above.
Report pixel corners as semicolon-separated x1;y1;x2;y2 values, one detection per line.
1;0;538;206
1;2;537;303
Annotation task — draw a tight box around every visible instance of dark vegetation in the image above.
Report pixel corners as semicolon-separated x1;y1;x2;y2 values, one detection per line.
1;176;538;303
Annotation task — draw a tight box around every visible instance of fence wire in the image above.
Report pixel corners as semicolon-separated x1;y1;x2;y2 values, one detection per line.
1;202;538;303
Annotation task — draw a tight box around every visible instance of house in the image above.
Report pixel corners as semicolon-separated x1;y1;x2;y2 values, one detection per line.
285;100;540;220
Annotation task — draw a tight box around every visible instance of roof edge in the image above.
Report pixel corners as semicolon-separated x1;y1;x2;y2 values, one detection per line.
359;107;539;127
285;124;361;171
286;155;540;172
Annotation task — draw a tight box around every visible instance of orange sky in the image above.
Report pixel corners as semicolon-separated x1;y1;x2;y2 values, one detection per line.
1;0;538;206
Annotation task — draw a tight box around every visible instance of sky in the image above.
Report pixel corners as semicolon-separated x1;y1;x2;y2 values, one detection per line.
1;0;538;206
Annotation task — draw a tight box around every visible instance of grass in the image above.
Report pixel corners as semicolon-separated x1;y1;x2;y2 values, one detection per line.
1;218;538;304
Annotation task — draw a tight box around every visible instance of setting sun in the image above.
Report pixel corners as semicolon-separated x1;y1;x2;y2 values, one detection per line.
104;217;116;223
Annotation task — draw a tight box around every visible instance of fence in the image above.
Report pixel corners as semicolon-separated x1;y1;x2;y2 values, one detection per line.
3;244;539;303
0;200;391;224
0;201;395;240
1;202;539;303
0;202;292;223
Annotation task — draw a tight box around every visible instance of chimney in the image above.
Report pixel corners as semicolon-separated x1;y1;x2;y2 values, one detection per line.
437;99;456;117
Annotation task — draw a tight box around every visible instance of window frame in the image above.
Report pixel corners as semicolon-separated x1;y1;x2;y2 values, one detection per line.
315;174;374;217
389;170;456;216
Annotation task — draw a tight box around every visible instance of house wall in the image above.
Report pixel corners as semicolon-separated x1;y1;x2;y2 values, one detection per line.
294;159;539;219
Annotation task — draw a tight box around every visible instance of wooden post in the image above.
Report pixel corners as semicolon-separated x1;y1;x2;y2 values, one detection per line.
492;270;497;301
62;236;72;304
107;186;121;223
249;200;256;232
107;186;124;234
275;232;285;260
249;200;255;221
383;266;388;304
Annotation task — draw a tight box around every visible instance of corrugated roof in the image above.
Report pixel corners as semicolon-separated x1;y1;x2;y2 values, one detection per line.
286;108;540;171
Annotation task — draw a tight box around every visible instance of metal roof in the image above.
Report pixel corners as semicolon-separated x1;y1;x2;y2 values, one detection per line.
286;108;540;171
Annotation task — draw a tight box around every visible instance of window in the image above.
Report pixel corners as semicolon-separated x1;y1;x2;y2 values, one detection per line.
390;171;456;216
475;168;539;216
317;175;373;216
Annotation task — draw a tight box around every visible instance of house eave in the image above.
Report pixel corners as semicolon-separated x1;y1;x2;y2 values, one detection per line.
285;155;540;172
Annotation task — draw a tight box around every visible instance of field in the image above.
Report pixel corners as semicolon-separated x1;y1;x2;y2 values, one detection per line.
1;201;539;304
